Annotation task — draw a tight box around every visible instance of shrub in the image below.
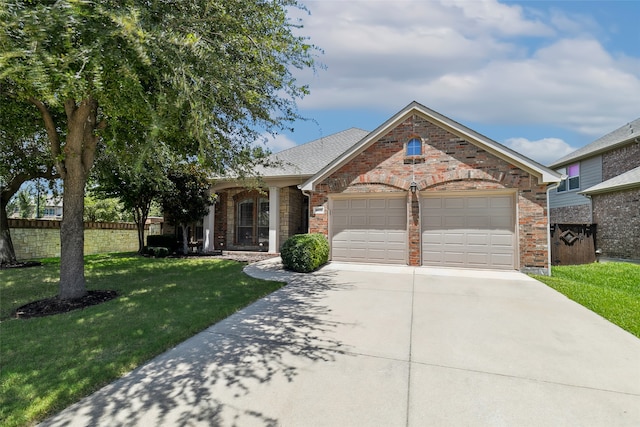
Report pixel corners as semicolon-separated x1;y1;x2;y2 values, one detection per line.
147;235;179;254
146;247;169;258
281;233;329;273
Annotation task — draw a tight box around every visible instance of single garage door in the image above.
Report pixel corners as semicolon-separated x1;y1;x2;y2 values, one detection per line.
422;193;516;269
331;196;407;264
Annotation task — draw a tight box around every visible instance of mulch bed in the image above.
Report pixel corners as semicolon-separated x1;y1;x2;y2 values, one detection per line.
14;290;118;319
0;261;42;269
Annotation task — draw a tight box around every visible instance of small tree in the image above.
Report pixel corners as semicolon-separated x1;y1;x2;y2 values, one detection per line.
161;164;215;255
91;145;171;254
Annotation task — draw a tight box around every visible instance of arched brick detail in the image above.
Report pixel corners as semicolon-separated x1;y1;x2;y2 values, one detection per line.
358;172;412;190
232;189;264;202
419;168;507;190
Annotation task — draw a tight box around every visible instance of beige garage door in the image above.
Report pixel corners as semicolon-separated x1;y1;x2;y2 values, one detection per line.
422;193;516;269
331;196;407;264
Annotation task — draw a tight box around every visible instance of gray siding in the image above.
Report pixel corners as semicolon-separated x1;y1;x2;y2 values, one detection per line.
549;155;602;209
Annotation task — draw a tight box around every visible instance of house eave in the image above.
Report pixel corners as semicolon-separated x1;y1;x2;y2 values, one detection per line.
549;137;640;169
579;182;640;196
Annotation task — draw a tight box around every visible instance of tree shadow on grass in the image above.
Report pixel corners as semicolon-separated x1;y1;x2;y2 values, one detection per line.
38;267;353;427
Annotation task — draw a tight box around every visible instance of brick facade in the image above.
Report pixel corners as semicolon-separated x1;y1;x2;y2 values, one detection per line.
549;204;592;224
602;142;640;181
592;188;640;260
308;115;550;273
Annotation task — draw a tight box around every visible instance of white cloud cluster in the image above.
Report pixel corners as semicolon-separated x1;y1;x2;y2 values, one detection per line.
504;137;576;165
261;133;298;153
292;0;640;150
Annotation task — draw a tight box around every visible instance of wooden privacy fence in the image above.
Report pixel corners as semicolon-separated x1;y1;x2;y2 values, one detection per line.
550;223;597;266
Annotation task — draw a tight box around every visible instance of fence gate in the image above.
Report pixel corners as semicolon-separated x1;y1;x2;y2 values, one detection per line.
550;224;597;266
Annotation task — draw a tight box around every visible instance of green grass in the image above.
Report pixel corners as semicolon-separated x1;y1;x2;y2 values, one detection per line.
0;253;284;427
533;262;640;339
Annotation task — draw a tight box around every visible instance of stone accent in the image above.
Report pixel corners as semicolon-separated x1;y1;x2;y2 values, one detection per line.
549;204;592;224
592;188;640;260
279;186;304;247
8;219;148;260
602;142;640;181
309;115;550;272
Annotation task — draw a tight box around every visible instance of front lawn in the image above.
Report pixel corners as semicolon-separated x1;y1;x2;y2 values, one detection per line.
533;262;640;339
0;253;284;427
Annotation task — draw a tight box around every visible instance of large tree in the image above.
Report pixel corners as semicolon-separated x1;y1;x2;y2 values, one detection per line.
0;0;316;298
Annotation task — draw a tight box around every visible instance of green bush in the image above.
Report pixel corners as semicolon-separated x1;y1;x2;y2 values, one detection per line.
147;235;179;254
281;233;329;273
147;247;169;258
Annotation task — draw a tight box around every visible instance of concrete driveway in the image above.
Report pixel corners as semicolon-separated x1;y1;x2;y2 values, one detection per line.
40;259;640;426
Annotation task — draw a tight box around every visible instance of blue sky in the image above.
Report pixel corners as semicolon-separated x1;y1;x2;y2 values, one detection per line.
264;0;640;166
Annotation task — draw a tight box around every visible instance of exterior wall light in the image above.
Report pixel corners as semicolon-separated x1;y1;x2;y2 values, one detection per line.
410;181;418;193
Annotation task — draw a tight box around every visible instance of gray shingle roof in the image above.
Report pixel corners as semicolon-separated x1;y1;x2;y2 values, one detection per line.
550;117;640;168
256;128;370;177
579;166;640;195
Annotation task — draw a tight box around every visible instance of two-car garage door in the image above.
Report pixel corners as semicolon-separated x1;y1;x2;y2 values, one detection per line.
329;192;516;270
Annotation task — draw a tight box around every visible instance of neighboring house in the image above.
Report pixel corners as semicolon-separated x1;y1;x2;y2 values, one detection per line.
549;118;640;260
205;101;561;274
42;197;63;219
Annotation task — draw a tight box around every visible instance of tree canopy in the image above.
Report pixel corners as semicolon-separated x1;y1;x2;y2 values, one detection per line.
162;163;215;255
0;0;318;296
0;83;59;265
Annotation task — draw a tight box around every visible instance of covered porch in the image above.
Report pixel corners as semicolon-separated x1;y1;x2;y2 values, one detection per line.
202;182;309;254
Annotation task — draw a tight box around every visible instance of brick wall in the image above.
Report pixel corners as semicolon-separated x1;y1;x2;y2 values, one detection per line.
602;142;640;181
280;186;304;246
308;115;550;272
550;204;592;224
9;219;146;260
592;188;640;260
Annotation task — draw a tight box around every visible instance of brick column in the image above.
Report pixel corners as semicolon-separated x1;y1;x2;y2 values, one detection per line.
408;191;421;266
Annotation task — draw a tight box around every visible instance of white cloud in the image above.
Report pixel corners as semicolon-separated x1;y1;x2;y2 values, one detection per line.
504;137;576;165
261;133;298;153
294;0;640;138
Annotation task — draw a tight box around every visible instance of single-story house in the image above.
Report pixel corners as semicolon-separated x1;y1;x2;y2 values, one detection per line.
549;118;640;260
204;101;562;274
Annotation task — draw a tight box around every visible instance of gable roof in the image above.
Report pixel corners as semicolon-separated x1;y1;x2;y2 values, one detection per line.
301;101;561;191
255;128;370;178
579;166;640;196
550;117;640;168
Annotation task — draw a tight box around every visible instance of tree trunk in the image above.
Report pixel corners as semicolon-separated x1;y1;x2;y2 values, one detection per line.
58;133;88;299
57;98;101;300
0;196;17;266
133;206;149;254
181;223;189;255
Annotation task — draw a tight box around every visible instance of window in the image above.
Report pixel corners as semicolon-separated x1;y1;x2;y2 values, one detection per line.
557;163;580;192
236;197;269;246
406;138;422;156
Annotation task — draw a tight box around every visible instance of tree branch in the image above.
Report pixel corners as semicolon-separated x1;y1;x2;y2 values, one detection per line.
29;98;66;180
